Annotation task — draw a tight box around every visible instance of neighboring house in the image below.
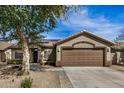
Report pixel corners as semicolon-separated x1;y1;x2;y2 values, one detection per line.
0;31;122;66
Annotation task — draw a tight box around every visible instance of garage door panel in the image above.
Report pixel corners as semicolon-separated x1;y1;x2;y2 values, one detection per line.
61;48;104;66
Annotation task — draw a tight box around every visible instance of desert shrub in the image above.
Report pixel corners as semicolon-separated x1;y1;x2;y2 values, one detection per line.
20;77;33;88
17;70;24;76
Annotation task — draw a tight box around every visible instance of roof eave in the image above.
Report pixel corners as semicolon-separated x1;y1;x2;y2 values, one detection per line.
55;31;115;46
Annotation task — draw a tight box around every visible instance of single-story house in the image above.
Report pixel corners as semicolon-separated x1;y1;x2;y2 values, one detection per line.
0;31;122;66
4;39;58;65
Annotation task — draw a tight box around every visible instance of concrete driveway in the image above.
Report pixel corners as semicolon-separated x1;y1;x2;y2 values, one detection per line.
63;67;124;88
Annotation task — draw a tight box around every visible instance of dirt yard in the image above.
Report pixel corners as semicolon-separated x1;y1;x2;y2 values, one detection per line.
0;64;73;88
0;71;60;88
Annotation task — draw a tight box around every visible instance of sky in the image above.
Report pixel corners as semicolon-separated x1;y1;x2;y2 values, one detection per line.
43;5;124;41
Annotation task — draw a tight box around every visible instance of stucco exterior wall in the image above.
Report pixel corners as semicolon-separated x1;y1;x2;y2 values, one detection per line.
0;51;6;62
56;35;112;66
73;43;94;48
116;52;121;64
5;49;12;62
41;48;56;64
30;49;33;62
111;52;116;64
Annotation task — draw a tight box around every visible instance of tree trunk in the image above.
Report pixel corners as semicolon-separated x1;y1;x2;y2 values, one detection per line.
22;39;30;75
16;26;30;75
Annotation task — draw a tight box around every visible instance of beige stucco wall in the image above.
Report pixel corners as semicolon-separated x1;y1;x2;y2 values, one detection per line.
4;44;53;64
56;35;112;66
73;43;94;48
29;49;33;62
41;48;55;64
5;49;12;61
116;52;121;64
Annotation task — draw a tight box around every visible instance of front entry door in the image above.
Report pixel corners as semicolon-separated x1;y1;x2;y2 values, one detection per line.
33;49;38;63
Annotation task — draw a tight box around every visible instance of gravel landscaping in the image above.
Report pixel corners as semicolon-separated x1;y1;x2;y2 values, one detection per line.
58;70;73;88
0;71;60;88
110;65;124;72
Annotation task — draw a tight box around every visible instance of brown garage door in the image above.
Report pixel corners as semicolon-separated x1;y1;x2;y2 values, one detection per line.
61;48;104;66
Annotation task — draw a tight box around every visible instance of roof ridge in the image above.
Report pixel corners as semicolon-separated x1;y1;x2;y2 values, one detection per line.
83;31;115;44
55;31;114;46
55;30;84;44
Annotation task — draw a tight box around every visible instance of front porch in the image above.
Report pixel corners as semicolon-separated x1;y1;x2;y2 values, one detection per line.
30;48;41;63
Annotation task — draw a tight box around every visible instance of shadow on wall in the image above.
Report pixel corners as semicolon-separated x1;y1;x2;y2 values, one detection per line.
112;53;117;65
46;48;56;66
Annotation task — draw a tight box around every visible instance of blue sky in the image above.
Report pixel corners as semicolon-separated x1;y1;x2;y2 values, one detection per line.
43;5;124;41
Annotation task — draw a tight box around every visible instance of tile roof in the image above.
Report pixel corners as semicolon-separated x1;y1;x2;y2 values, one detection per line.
9;39;60;49
0;41;12;51
55;31;115;46
114;42;124;46
112;42;124;49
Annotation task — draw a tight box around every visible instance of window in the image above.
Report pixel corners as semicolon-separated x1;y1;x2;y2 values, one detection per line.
15;52;23;60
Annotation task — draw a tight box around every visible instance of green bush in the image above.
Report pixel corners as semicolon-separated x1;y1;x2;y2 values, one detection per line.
20;77;33;88
10;60;22;64
12;60;16;64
